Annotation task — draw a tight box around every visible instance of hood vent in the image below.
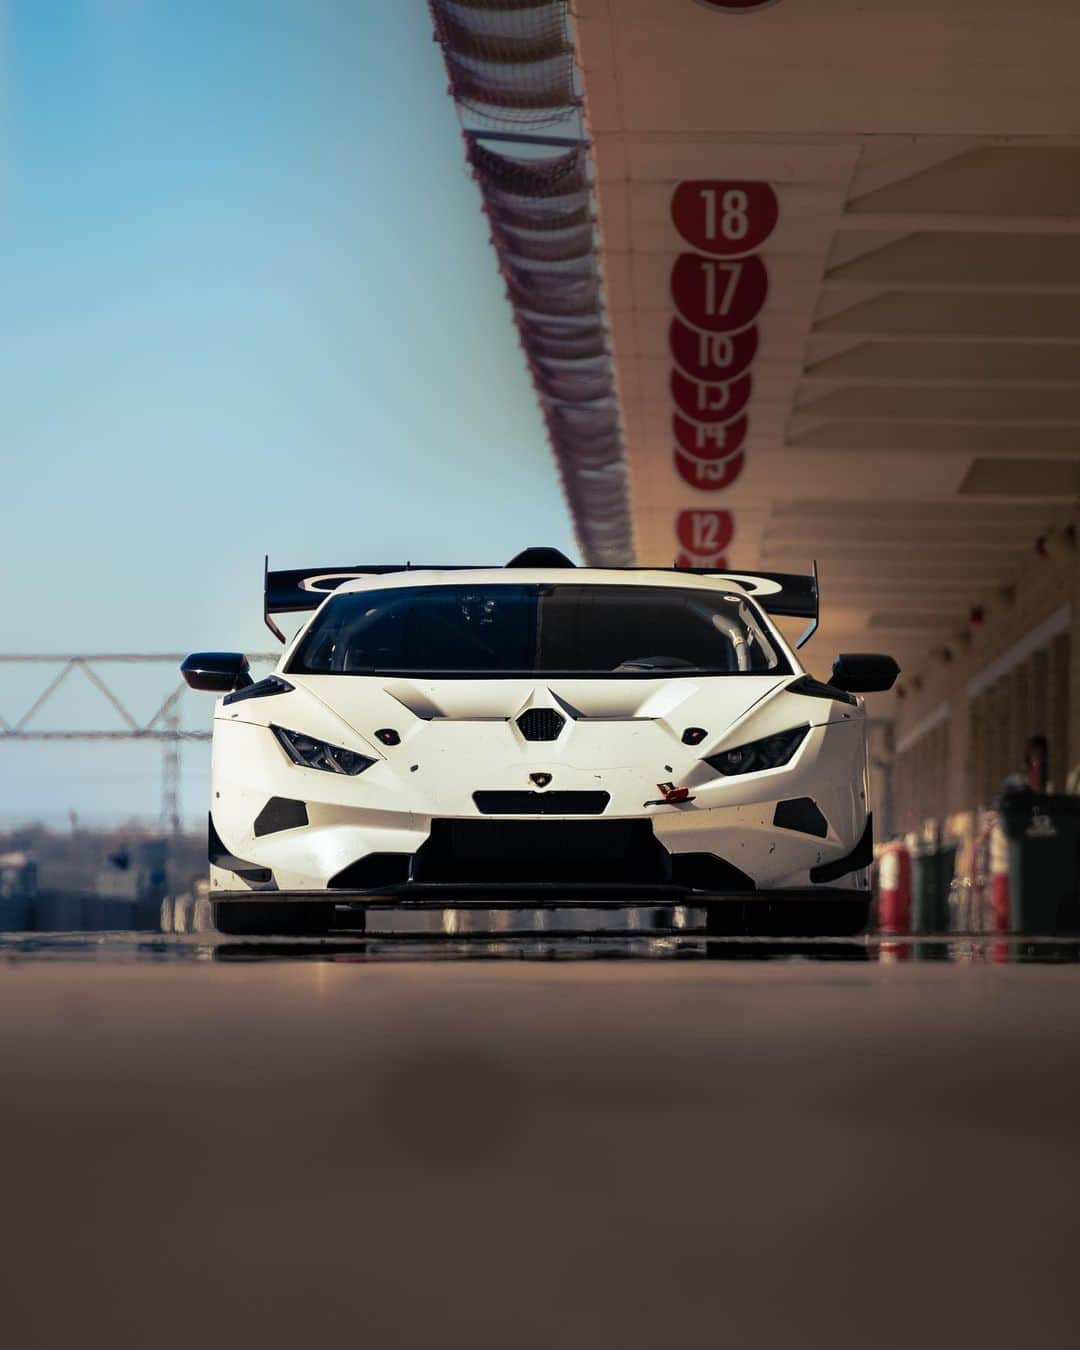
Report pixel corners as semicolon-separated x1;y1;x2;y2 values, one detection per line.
517;708;566;742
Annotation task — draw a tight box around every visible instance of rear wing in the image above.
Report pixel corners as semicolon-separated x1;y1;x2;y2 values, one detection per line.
263;556;819;648
666;563;819;648
262;558;483;641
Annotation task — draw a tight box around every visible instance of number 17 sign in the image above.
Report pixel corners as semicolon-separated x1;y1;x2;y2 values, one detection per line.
671;253;768;333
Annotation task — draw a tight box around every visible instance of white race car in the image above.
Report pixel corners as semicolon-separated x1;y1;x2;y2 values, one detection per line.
182;549;898;937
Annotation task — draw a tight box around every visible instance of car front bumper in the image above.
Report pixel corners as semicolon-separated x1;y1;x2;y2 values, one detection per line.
210;714;871;894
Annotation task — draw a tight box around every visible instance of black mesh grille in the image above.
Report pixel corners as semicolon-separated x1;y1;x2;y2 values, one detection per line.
516;707;565;741
473;791;608;815
412;819;669;884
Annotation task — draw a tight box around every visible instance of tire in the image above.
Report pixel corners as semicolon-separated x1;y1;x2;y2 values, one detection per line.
212;900;337;937
705;898;870;938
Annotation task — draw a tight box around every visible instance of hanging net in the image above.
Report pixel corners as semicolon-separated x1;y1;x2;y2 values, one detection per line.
429;0;633;565
430;0;579;125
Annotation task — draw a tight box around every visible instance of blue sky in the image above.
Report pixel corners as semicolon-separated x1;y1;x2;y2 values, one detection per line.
0;0;577;824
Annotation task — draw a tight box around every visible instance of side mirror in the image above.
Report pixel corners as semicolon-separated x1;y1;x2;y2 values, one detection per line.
829;652;900;694
180;651;252;693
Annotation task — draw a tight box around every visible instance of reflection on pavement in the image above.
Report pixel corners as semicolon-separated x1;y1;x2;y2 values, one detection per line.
3;892;1080;962
2;927;1079;964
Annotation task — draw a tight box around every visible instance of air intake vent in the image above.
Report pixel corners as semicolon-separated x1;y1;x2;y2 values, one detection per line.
412;820;668;885
516;708;565;741
253;797;309;837
773;798;829;839
328;854;411;889
473;791;608;815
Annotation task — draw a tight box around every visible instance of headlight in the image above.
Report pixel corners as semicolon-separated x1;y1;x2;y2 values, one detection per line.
704;725;809;777
271;725;375;776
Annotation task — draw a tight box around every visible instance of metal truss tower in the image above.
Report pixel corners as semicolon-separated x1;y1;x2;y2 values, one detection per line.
0;654;275;833
161;708;182;837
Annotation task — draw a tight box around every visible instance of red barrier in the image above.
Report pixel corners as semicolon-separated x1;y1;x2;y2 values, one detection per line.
989;818;1011;933
877;842;912;933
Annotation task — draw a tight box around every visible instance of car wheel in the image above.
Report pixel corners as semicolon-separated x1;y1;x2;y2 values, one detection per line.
212;900;337;937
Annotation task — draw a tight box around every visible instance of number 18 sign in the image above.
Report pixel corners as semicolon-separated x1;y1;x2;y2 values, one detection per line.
671;180;779;256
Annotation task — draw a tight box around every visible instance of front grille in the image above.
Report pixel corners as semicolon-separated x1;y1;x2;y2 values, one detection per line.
516;707;565;741
412;819;669;884
473;791;609;815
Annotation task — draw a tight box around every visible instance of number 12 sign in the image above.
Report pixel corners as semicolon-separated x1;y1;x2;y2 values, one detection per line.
676;510;734;557
671;181;779;256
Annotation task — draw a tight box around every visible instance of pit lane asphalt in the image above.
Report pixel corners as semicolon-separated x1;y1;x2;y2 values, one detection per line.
1;929;1077;1349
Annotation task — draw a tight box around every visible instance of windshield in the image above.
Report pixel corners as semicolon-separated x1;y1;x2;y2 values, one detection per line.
287;584;789;677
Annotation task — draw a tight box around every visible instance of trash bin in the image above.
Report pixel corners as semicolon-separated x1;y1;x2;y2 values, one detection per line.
996;790;1080;935
0;896;31;932
910;839;957;934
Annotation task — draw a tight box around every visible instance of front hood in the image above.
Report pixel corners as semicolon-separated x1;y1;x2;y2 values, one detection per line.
212;672;864;838
217;673;854;770
296;674;791;738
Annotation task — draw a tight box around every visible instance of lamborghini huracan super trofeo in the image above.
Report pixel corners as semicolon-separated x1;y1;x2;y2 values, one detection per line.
181;549;898;936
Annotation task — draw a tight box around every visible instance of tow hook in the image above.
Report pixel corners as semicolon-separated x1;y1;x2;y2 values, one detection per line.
644;782;696;807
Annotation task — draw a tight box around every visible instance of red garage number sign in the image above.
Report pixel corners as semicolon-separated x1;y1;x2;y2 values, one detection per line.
676;510;734;558
670;368;753;425
669;177;777;544
669;318;758;382
675;449;745;492
671;181;779;256
670;253;768;333
673;412;747;460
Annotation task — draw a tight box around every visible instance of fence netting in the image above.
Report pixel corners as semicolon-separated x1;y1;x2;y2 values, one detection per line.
430;0;577;124
429;0;633;566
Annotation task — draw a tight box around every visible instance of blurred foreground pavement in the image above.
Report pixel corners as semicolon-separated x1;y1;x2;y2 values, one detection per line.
0;957;1077;1348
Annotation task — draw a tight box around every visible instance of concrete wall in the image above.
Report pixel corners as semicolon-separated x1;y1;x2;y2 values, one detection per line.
892;527;1080;837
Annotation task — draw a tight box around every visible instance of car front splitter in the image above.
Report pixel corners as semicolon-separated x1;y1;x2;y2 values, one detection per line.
212;885;869;910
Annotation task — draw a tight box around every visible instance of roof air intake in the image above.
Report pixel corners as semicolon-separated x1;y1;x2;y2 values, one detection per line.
506;547;576;569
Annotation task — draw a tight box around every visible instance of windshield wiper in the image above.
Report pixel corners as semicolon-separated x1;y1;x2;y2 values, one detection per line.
614;656;701;671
